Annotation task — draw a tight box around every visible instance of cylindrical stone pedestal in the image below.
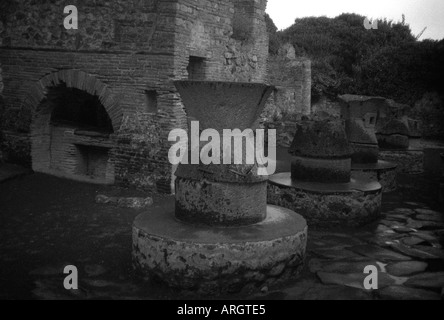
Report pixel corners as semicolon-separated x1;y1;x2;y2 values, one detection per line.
133;201;307;294
268;173;382;228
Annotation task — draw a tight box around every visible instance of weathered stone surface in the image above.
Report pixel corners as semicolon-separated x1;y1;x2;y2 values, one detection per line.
405;272;444;289
319;234;364;247
393;208;416;215
386;261;428;277
378;134;410;150
339;94;383;164
268;173;382;228
415;208;442;216
175;177;267;226
311;248;363;260
406;218;444;230
291;155;351;183
379;286;441;300
29;266;63;276
349;142;379;164
414;231;439;243
389;243;444;260
132;203;307;294
379;150;424;174
317;271;396;290
95;195;153;209
95;194;111;204
351;160;397;193
401;236;426;246
84;265;107;277
416;214;443;222
348;245;411;262
379;219;402;228
392;226;416;234
309;258;380;274
289;119;351;160
174;81;273;131
303;284;372;300
379;119;411;136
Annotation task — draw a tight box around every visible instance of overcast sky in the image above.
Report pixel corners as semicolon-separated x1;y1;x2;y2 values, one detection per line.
266;0;444;40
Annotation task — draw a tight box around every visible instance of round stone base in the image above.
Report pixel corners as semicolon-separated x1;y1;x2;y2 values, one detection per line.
132;200;307;295
267;172;382;228
351;160;397;192
379;149;424;174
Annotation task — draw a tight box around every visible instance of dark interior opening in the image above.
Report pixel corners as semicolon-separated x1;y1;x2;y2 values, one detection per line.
49;83;114;133
76;145;110;179
145;90;158;113
232;1;253;42
187;56;206;80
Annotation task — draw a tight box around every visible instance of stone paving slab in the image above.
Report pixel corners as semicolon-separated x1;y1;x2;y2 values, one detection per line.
405;272;444;289
347;244;412;262
386;261;428;277
378;286;441;300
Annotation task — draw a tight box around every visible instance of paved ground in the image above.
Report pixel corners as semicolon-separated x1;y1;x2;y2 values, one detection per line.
0;166;443;300
0;163;32;183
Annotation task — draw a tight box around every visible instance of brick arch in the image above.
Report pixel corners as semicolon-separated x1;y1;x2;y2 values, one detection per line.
29;69;118;184
27;69;121;131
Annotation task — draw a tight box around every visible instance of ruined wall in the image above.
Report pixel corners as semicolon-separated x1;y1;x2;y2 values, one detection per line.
0;0;176;53
262;44;312;148
0;0;271;191
173;0;269;82
0;0;180;190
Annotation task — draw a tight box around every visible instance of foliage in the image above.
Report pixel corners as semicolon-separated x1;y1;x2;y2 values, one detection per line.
267;13;444;105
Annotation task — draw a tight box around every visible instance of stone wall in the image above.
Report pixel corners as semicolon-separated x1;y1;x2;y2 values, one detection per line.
0;0;272;192
0;0;176;53
262;44;312;148
0;49;178;190
173;0;269;83
411;92;444;139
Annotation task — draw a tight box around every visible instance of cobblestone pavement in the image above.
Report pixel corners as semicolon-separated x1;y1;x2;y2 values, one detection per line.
0;169;443;300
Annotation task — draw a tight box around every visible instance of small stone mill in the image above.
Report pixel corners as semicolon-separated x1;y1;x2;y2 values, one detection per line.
268;118;382;228
339;94;398;192
132;81;307;294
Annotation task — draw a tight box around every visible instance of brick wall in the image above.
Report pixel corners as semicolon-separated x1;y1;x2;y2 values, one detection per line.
173;0;269;83
262;44;312;148
0;0;272;192
0;0;177;53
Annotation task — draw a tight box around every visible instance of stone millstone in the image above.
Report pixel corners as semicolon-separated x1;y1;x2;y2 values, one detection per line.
289;119;352;183
351;160;398;193
289;119;351;159
339;94;381;164
378;134;410;150
379;119;411;136
174;80;274;131
132;201;307;294
174;138;268;183
175;177;267;226
267;172;382;228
